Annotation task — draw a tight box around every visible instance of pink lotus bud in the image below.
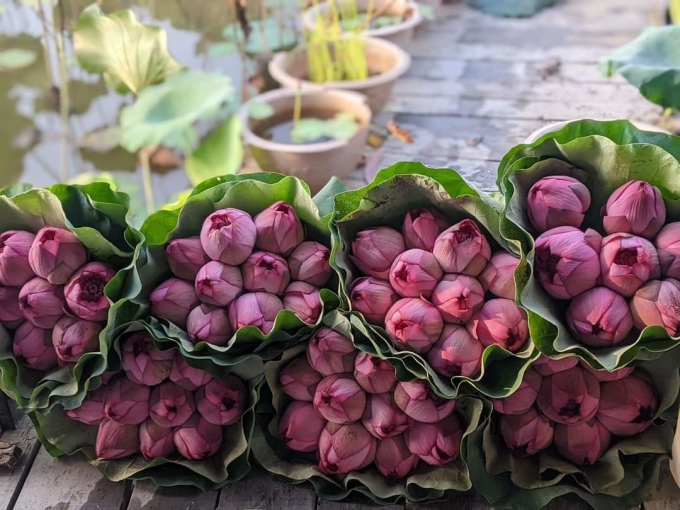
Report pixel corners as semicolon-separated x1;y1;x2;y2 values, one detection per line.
283;282;321;324
0;230;35;286
493;368;542;415
166;236;210;281
200;208;256;265
427;324;483;378
173;413;223;460
139;419;176;460
582;363;634;382
149;381;196;428
404;416;462;465
96;419;139;459
533;354;578;376
376;435;419;478
64;262;116;321
254;201;305;256
402;208;449;251
278;401;326;452
354;352;396;394
554;419;610;465
480;252;520;300
186;304;232;346
228;292;283;334
195;376;247;426
527;176;591;233
288;241;333;287
361;393;409;439
467;299;528;352
28;227;87;284
307;327;356;376
603;181;666;238
432;219;491;276
500;407;554;457
389;249;443;299
18;277;64;328
318;422;377;475
150;278;199;328
0;286;24;328
195;261;243;307
242;251;290;294
350;227;405;279
630;278;680;336
313;374;366;424
535;227;602;299
100;371;117;384
52;316;102;364
169;356;213;391
537;367;600;425
103;377;150;425
656;222;680;278
394;380;456;423
431;274;484;324
279;356;323;401
13;321;57;371
596;375;659;436
385;298;443;353
600;233;660;296
349;277;399;324
64;386;107;425
566;287;633;347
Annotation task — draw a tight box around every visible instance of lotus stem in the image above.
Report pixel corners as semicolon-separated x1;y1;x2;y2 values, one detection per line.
139;147;155;213
54;1;70;183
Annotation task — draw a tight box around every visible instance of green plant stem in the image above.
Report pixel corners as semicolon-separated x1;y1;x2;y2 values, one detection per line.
54;2;70;183
139;147;155;213
293;82;302;130
35;3;54;86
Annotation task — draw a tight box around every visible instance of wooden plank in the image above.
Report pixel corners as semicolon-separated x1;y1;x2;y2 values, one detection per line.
216;469;316;510
127;481;219;510
318;502;402;510
644;462;680;510
406;490;493;510
0;416;39;510
0;393;16;431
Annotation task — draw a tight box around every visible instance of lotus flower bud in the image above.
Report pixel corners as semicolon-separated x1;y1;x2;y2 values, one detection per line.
28;227;87;284
350;227;405;279
149;382;195;428
139;419;176;460
537;367;600;425
354;352;397;394
376;435;419;478
603;181;666;238
427;324;483;378
389;249;443;299
394;380;456;423
0;230;35;286
228;292;283;334
596;375;659;436
493;368;542;415
103;377;150;425
195;376;247;426
500;407;554;457
174;413;223;460
195;261;243;306
307;327;356;376
467;299;528;352
361;393;409;439
533;354;578;376
0;286;24;328
404;416;462;466
240;251;290;294
527;176;591;232
166;236;210;281
96;419;139;459
13;321;57;371
63;386;107;425
630;278;680;336
186;304;232;346
655;222;680;278
18;277;64;328
288;241;332;287
385;298;443;353
278;401;326;452
600;233;660;296
169;356;213;391
554;419;610;465
318;422;377;475
150;278;199;328
52;316;102;364
254;201;305;255
313;374;366;424
432;219;491;276
582;363;634;382
64;262;116;321
535;227;602;299
566;287;633;347
283;282;321;324
100;371;117;384
480;252;520;300
402;208;449;251
279;356;323;401
349;277;399;324
431;274;484;324
200;208;256;265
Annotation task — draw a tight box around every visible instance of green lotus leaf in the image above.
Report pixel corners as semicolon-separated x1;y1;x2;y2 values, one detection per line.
185;116;243;186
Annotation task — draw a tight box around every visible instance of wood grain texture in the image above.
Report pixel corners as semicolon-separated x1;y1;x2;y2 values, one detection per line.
644;463;679;510
0;416;39;510
127;481;218;510
216;469;316;510
318;502;402;510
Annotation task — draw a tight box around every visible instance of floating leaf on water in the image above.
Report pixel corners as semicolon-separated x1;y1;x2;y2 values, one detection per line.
247;101;275;120
291;112;360;144
222;18;298;55
0;49;37;71
185;116;243;186
465;0;556;17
